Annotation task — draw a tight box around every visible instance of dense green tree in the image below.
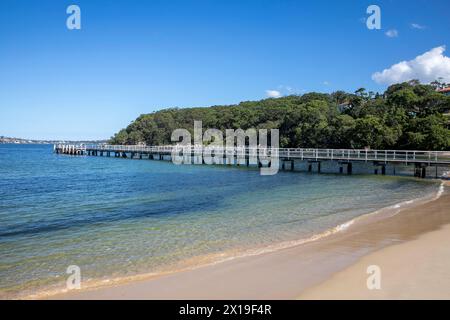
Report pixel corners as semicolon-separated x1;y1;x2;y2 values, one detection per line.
109;81;450;151
351;116;399;149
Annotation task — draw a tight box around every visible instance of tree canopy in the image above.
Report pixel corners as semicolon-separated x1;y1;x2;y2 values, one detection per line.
110;81;450;150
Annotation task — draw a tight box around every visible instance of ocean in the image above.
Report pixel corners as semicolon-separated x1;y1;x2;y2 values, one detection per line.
0;144;441;298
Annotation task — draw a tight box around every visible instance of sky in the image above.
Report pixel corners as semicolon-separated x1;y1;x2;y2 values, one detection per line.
0;0;449;140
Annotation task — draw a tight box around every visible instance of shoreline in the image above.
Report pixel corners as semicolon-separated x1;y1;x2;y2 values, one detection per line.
298;223;450;299
298;182;450;300
39;180;449;300
4;176;438;300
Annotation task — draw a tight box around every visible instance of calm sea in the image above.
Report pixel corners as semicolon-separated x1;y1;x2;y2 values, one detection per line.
0;144;440;298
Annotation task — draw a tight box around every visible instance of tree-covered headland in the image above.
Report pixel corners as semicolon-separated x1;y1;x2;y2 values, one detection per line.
110;80;450;150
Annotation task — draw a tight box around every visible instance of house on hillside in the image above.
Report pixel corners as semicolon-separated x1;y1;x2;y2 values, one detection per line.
437;87;450;125
337;101;352;113
437;86;450;96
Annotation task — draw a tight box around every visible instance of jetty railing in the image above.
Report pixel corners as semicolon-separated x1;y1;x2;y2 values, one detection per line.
54;144;450;165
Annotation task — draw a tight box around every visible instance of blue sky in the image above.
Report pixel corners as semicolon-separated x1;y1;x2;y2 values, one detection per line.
0;0;449;140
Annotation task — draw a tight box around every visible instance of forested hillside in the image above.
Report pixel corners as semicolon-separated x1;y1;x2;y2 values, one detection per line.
110;81;450;150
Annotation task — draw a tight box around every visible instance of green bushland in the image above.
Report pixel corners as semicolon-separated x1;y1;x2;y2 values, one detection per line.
110;80;450;150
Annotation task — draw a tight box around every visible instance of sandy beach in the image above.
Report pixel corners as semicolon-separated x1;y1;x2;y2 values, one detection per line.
299;182;450;300
299;224;450;299
49;182;450;300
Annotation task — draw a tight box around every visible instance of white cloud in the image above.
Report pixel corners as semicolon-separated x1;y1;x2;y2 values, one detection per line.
265;90;281;98
323;81;330;86
372;46;450;85
411;23;426;30
385;29;398;38
270;85;304;96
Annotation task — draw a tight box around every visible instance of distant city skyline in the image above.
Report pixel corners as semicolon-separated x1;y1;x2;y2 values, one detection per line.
1;0;449;140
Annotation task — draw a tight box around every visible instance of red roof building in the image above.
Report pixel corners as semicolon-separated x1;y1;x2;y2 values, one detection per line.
437;87;450;96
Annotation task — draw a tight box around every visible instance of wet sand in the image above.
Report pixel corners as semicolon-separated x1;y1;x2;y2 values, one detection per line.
50;184;450;300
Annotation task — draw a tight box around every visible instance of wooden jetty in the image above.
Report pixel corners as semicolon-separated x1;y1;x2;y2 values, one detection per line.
54;144;450;178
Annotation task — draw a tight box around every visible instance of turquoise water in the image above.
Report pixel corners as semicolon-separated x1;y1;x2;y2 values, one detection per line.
0;144;440;298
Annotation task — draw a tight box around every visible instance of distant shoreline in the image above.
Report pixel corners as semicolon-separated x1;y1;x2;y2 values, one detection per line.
0;139;107;145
